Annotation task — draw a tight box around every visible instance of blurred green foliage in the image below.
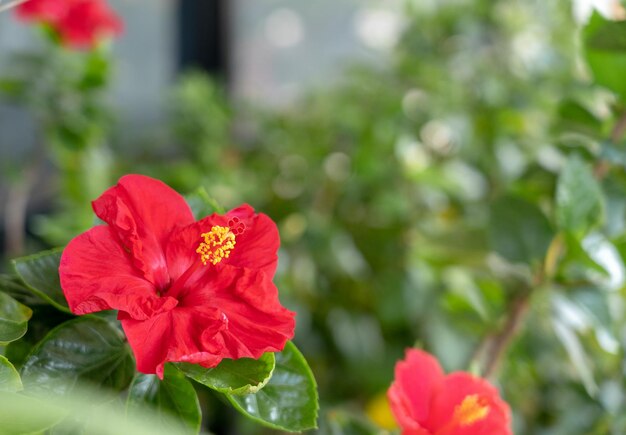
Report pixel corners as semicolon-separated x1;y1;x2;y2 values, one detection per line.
5;0;626;433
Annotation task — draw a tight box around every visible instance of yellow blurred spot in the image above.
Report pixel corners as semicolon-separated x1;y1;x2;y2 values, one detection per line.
365;392;397;430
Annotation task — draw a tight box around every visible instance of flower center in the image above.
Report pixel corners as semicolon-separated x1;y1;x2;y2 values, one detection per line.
196;225;236;265
453;394;490;426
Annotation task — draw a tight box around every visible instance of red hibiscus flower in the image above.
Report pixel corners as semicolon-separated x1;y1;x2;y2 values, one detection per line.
55;0;122;49
59;174;295;378
15;0;122;49
15;0;74;23
388;349;512;435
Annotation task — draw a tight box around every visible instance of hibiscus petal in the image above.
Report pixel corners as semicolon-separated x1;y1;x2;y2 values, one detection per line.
176;265;295;360
425;372;512;435
226;205;280;279
388;349;446;430
92;174;194;290
120;306;227;379
59;225;174;320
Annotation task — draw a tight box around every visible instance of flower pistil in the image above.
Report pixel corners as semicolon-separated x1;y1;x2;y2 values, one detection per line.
454;394;490;426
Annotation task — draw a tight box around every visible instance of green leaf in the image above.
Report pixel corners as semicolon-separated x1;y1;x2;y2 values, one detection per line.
178;352;275;395
556;155;604;234
552;311;597;396
21;316;134;395
583;12;626;101
562;233;609;277
556;100;602;137
0;355;22;392
0;291;32;345
185;187;225;219
127;364;201;434
488;196;554;264
227;342;318;432
13;248;71;313
0;392;67;434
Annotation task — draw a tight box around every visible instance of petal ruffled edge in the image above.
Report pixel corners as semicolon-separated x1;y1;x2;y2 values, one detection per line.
121;306;227;379
178;264;296;360
92;174;194;289
60;225;174;320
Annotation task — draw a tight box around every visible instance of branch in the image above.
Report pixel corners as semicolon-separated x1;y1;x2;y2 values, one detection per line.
610;110;626;144
593;110;626;179
482;294;531;379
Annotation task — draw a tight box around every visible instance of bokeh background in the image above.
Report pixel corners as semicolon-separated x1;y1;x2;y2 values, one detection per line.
2;0;626;433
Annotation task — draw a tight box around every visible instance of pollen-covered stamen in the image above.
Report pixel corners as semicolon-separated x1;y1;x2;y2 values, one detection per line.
196;225;236;265
453;394;490;426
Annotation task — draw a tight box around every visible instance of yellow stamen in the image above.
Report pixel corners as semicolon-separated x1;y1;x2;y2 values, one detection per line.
453;394;490;426
196;226;236;265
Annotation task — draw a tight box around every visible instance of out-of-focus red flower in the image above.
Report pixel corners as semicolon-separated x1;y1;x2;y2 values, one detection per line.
60;175;295;378
388;349;512;435
55;0;122;49
15;0;122;49
15;0;74;23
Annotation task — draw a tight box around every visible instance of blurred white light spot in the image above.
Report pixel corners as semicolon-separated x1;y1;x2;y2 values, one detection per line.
496;141;527;179
537;145;564;172
582;234;626;291
512;29;547;72
395;136;430;172
553;294;590;331
443;161;488;201
420;120;455;154
354;8;403;51
323;152;351;182
265;8;304;48
573;0;626;23
596;328;620;354
331;233;369;278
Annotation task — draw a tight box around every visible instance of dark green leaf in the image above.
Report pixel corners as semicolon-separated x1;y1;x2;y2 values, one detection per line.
21;316;134;395
556;155;604;234
0;292;32;345
179;352;275;395
488;196;554;264
227;342;318;432
0;355;22;392
127;364;201;434
584;12;626;101
0;392;67;434
13;248;71;313
585;12;626;52
557;100;602;137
